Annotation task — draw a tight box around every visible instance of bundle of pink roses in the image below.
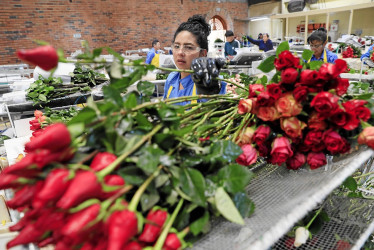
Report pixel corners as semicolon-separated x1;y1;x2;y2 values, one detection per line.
235;49;374;170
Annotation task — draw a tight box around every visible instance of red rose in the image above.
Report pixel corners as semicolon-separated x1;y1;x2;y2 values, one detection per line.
270;136;293;165
340;138;350;154
274;50;300;71
307;152;326;170
342;111;360;131
286;152;306;170
293;86;309;102
308;112;327;131
299;69;319;86
330;108;349;127
342;100;370;122
236;144;258;166
280;117;306;139
310;92;339;116
323;129;344;154
318;59;347;81
238;99;253;115
266;83;282;100
257;106;280;121
257;142;271;157
358;127;374;149
281;68;299;84
304;130;325;152
275;92;302;117
29;118;41;131
253;125;271;145
257;91;275;107
236;127;255;146
248;84;265;98
335;78;349;96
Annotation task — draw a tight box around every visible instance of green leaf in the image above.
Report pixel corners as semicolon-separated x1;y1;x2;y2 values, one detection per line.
209;140;242;164
67;107;97;125
257;55;275;73
190;211;210;236
118;166;146;185
215;187;244;225
233;192;255;218
136;145;163;174
67;122;85;138
270;71;281;83
319;211;330;222
302;49;313;61
103;85;124;106
38;94;47;102
309;61;324;70
92;48;103;58
276;41;290;57
260;75;268;85
123;92;138;110
115;116;133;135
122;135;142;155
137;81;155;96
179;168;206;207
140;183;160;212
114;135;127;155
135;112;153;131
354;93;373;100
343;176;357;191
217;164;253;194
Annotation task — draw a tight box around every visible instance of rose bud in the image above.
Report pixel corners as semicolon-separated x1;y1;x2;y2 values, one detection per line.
270;136;293;165
294;227;310;247
257;106;280;121
307;152;326;170
267;83;282;100
236;144;258;166
236;127;255;146
358;127;374;149
253;125;271;145
275;92;302;117
248;84;265;98
238;99;253;115
286;152;306;170
281;67;299;84
308;112;327;131
280;117;306;139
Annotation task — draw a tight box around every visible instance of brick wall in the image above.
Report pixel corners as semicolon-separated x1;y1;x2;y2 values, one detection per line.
0;0;249;66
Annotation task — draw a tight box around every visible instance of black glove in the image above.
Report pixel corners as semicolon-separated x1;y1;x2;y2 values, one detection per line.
191;57;226;95
363;57;374;68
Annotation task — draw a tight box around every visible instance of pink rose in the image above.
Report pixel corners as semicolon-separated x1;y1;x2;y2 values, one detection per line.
238;99;253;115
248;84;265;98
358;127;374;149
275;92;302;117
280;117;307;139
270;136;294;165
34;110;43;119
253;125;271;145
257;106;280;121
236;144;258;166
286;152;306;170
307;152;327;170
281;67;299;84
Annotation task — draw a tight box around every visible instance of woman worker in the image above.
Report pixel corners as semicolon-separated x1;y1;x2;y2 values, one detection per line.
361;44;374;67
163;15;226;106
307;28;337;63
246;33;274;52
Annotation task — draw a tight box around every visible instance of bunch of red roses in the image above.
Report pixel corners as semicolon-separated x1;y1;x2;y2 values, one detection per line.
371;51;374;62
29;110;46;138
342;46;357;58
235;50;374;170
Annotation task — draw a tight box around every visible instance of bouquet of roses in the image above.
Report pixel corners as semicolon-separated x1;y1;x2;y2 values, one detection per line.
342;46;357;58
340;44;362;58
235;42;374;170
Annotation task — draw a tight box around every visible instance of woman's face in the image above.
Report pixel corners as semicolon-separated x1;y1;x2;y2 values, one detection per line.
309;39;326;57
263;34;269;42
173;30;206;71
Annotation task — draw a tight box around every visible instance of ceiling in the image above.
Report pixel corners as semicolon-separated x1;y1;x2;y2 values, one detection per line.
247;0;281;5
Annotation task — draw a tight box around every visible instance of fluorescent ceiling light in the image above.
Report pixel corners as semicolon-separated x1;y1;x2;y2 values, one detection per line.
250;17;269;21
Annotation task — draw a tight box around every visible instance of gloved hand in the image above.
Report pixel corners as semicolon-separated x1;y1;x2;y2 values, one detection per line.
363;57;374;68
191;57;226;95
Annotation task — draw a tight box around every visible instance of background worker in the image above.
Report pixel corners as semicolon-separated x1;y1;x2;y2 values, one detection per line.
307;28;337;63
145;39;161;66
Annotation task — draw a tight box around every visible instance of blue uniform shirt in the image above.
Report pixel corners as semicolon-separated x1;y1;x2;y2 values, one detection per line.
145;48;157;64
247;37;274;52
163;72;227;106
224;41;240;57
310;49;338;63
361;45;374;61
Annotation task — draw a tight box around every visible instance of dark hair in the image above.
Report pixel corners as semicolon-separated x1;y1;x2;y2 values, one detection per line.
173;15;210;51
263;33;269;38
152;39;159;47
258;33;263;39
307;28;327;44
